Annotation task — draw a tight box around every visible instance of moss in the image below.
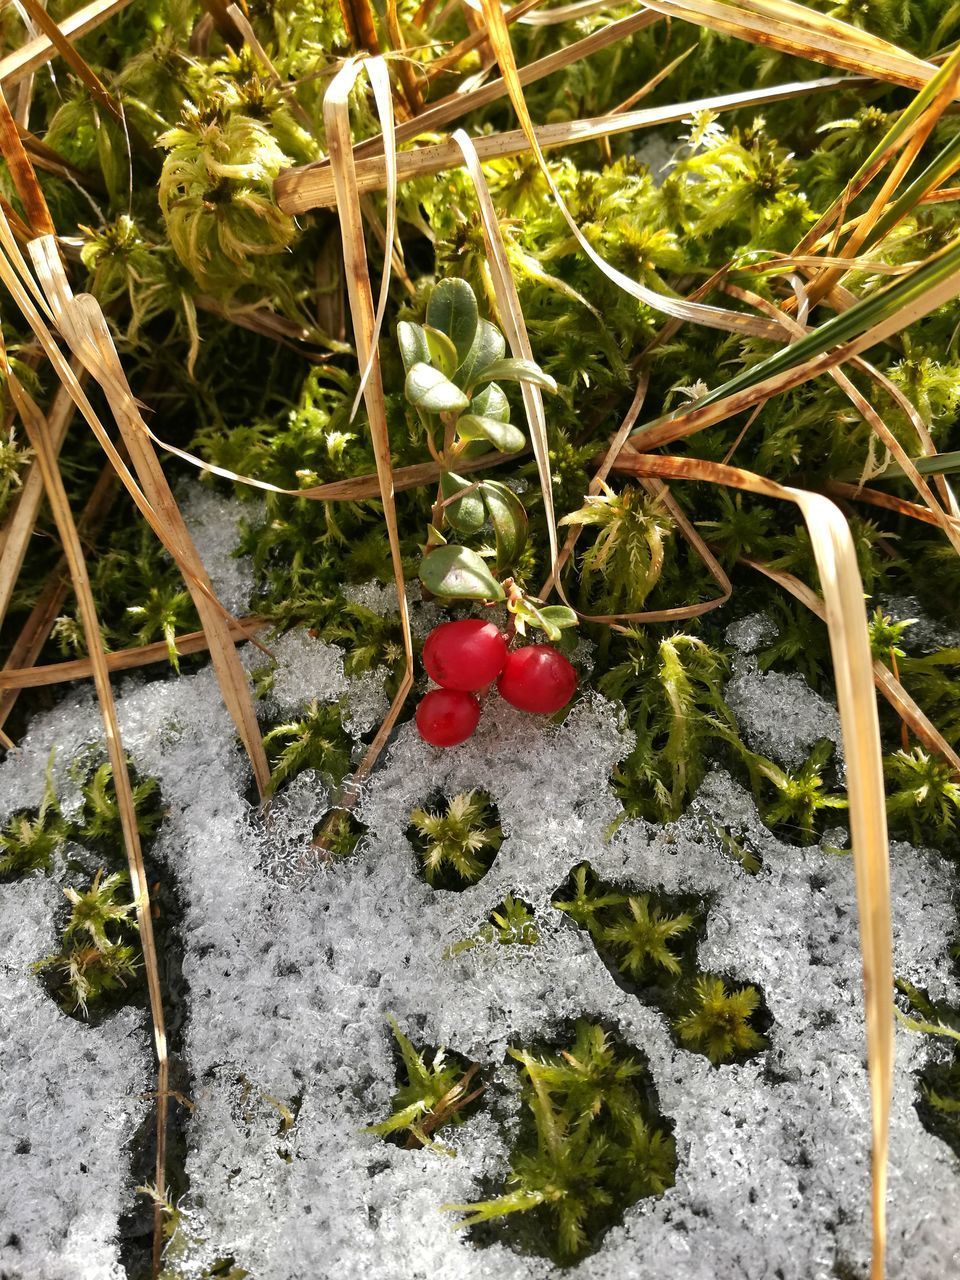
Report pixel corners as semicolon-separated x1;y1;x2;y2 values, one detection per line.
367;1017;485;1152
407;791;503;891
262;699;353;796
553;862;770;1065
448;1020;676;1265
444;896;540;957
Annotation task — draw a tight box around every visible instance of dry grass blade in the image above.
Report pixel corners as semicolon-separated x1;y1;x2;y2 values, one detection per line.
16;0;131;131
0;84;54;236
422;0;544;82
453;130;560;578
0;461;118;733
0;0;134;91
0;362;85;629
800;49;960;308
278;7;661;186
626;239;960;453
825;480;960;529
473;0;806;340
1;354;169;1280
609;450;892;1280
0;616;268;691
743;556;960;774
0;212;272;795
323;57;414;791
24;236;272;798
719;281;960;558
640;0;941;91
275;76;851;212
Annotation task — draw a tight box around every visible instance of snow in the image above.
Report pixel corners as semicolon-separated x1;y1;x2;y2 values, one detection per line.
1;497;959;1279
0;875;149;1280
725;612;845;771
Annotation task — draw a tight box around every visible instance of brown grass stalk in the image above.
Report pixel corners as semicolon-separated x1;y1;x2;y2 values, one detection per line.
1;355;169;1280
25;237;272;797
0;0;133;91
322;56;414;789
0;84;54;236
608;449;893;1279
0;461;118;732
275;75;851;213
0;616;268;692
640;0;940;90
0;361;87;627
742;556;960;775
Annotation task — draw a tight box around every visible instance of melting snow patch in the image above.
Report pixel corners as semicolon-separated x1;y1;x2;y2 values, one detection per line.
1;590;959;1278
0;875;149;1280
725;613;844;771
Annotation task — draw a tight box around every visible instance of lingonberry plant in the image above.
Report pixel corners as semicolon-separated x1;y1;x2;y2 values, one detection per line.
401;278;580;745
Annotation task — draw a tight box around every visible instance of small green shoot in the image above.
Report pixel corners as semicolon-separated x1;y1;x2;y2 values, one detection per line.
367;1017;485;1151
408;791;502;890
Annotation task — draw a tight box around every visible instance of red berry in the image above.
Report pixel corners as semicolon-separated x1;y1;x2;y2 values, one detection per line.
422;619;508;692
415;688;481;747
496;645;577;715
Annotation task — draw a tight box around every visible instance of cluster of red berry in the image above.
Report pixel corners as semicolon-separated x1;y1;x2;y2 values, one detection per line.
415;619;578;747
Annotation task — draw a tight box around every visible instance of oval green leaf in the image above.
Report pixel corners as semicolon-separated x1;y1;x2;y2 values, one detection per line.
405;362;470;414
398;321;430;374
420;544;505;601
535;604;579;641
471;357;557;395
440;470;485;535
426;278;479;363
424;326;458;379
469;382;510;423
456;319;506;387
458;414;526;454
480;480;528;575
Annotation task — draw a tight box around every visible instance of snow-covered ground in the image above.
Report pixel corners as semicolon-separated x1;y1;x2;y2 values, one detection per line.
1;488;958;1279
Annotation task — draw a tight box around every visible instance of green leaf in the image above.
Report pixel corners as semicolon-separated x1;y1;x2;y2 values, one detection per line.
481;481;528;575
405;363;470;414
537;605;579;641
426;279;478;363
441;471;485;535
424;326;459;379
469;382;510;423
470;358;557;394
458;414;526;454
456;319;506;387
398;320;430;373
420;545;505;601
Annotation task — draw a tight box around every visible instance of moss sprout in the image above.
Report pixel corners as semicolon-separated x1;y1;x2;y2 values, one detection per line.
0;762;65;880
262;700;353;796
34;869;140;1017
445;896;539;957
674;975;768;1066
408;791;503;890
447;1021;675;1264
367;1017;485;1152
79;760;164;848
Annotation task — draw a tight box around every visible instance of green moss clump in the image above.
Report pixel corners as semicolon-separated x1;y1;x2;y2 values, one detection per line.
447;1020;675;1265
445;895;540;957
553;862;769;1065
0;763;66;880
367;1017;485;1151
33;869;140;1016
262;699;353;796
674;975;768;1065
408;791;503;890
